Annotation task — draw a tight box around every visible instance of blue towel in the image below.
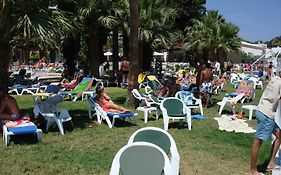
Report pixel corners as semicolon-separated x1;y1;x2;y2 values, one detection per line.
7;125;37;135
107;112;135;118
191;114;207;120
227;93;237;97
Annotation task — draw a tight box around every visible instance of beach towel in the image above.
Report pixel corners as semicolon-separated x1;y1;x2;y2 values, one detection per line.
191;114;207;120
214;115;255;133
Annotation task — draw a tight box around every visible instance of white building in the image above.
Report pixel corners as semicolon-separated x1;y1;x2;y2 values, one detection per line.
240;41;267;57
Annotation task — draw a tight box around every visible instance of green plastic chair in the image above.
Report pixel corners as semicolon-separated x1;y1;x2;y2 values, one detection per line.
128;127;180;175
160;97;192;131
110;142;172;175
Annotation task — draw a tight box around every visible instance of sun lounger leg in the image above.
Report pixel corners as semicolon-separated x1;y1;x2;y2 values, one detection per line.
55;119;64;135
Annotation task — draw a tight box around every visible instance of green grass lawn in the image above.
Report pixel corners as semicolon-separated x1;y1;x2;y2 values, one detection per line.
0;84;273;175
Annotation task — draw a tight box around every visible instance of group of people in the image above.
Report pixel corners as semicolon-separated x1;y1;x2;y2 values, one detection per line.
3;55;281;175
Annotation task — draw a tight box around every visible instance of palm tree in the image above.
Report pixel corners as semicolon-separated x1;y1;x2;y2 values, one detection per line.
138;0;178;70
0;0;73;90
79;0;125;77
185;10;241;63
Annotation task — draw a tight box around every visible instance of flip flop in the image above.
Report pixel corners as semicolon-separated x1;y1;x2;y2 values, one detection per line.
266;165;281;171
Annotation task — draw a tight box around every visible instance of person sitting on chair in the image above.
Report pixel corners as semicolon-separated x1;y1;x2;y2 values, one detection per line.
0;87;22;121
60;73;80;88
96;86;131;113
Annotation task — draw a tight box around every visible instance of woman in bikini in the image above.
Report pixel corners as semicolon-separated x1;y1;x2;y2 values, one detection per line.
96;86;131;113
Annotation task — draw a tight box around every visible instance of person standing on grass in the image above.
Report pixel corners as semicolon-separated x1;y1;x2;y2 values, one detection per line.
199;62;213;107
249;71;281;175
120;56;129;85
214;59;221;75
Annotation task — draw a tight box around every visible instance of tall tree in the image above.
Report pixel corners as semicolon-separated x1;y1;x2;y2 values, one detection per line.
185;10;241;63
0;0;72;90
127;0;140;103
139;0;178;71
173;0;206;31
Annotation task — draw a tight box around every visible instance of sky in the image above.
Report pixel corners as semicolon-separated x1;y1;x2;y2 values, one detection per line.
205;0;281;42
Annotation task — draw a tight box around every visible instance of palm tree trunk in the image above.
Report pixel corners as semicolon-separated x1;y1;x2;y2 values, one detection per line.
0;44;12;91
88;26;100;77
24;48;30;64
127;0;140;104
122;29;129;58
49;48;56;63
112;29;119;71
63;35;80;78
39;49;47;60
202;47;208;63
142;41;153;71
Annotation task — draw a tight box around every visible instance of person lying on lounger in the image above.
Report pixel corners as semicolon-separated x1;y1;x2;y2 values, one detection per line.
96;86;131;113
60;73;80;88
0;87;22;121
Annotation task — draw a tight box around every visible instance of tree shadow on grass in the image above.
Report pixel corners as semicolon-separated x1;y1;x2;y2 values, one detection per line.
9;134;40;145
21;108;93;131
20;107;137;133
167;121;189;130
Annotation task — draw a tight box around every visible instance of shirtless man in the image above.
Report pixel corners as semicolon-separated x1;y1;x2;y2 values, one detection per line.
120;57;129;85
0;87;22;121
199;63;213;107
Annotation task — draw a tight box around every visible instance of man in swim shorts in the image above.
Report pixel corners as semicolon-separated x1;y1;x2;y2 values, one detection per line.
249;71;281;175
0;86;22;121
199;62;213;107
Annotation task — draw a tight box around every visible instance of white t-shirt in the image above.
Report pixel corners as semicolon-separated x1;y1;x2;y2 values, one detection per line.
215;62;220;71
258;76;281;119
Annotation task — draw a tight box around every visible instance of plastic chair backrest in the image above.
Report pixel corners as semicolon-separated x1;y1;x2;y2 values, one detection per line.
132;89;143;101
120;145;165;175
177;91;193;105
88;97;98;107
71;77;93;94
236;81;254;96
148;80;160;91
149;95;161;104
45;95;63;106
163;98;184;116
133;130;171;154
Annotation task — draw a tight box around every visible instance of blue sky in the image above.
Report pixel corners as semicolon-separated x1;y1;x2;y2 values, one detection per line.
205;0;281;42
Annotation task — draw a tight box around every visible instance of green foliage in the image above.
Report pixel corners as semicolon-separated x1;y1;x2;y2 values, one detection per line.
139;0;179;49
185;10;241;62
266;36;281;48
1;0;74;50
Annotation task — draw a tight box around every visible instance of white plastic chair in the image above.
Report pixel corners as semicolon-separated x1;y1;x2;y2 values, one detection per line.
132;89;159;123
128;127;180;175
247;76;263;89
160;97;192;131
110;142;173;175
33;95;73;135
217;93;245;115
87;97;137;128
175;91;203;115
